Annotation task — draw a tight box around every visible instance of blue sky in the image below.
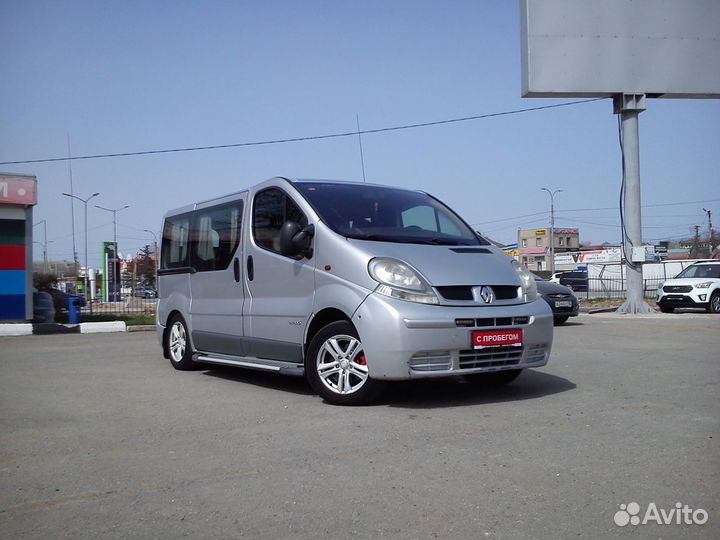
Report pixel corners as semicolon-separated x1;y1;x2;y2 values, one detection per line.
1;0;718;268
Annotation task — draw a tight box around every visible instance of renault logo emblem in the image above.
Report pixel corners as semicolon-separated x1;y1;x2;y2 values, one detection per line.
473;286;495;304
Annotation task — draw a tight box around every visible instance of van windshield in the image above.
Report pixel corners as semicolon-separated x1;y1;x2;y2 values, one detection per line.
295;182;484;246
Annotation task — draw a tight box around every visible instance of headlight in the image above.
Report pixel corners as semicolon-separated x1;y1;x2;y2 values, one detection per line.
694;281;713;289
511;259;538;302
368;258;439;304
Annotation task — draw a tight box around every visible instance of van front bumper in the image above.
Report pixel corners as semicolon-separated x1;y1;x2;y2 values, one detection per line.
352;294;554;380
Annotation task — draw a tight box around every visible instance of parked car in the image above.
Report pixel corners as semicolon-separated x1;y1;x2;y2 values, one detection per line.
157;178;555;405
32;289;55;323
535;277;579;325
133;284;157;298
656;261;720;313
45;288;86;312
559;271;588;292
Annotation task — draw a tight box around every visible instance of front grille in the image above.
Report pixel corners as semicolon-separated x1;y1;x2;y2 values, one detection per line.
454;317;530;327
409;351;452;372
459;347;523;369
493;286;521;300
526;344;547;363
437;286;473;300
663;285;692;293
545;293;571;300
436;285;520;302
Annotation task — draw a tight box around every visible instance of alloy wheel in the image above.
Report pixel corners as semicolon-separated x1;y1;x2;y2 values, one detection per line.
315;334;369;395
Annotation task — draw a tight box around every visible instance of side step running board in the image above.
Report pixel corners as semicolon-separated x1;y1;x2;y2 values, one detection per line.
194;354;305;377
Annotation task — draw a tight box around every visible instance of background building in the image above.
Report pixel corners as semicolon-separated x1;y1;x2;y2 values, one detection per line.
518;227;580;271
0;174;37;321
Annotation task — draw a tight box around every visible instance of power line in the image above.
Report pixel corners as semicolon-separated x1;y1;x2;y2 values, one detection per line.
0;98;606;165
556;198;720;213
471;211;548;226
471;198;718;229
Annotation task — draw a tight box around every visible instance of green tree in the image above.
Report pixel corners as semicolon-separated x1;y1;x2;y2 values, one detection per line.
33;272;58;291
136;244;156;287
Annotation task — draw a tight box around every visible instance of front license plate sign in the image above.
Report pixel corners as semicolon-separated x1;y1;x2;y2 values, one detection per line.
555;300;572;308
472;329;523;349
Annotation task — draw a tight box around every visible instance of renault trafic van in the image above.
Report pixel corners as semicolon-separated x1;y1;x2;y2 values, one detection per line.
157;178;553;405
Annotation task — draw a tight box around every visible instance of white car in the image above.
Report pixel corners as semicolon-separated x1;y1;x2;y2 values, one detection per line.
656;261;720;313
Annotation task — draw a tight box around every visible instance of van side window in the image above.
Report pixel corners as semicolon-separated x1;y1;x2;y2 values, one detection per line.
191;203;243;272
161;214;191;269
253;188;307;255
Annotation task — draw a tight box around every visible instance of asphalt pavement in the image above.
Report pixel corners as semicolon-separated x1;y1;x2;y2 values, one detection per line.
0;313;718;539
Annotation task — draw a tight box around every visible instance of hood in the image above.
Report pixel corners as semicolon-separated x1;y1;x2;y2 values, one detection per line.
662;277;720;287
346;239;522;287
535;279;574;295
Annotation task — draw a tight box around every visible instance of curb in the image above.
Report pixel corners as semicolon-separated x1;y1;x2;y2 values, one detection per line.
0;321;130;336
80;321;126;334
127;325;156;332
0;324;33;337
588;307;619;314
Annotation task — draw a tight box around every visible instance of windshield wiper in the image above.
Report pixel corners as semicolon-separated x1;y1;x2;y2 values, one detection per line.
403;238;463;246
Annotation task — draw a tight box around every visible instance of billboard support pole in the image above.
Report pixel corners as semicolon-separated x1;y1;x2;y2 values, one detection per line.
615;94;654;314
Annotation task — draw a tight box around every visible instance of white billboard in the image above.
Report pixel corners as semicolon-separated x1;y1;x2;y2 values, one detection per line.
521;0;720;98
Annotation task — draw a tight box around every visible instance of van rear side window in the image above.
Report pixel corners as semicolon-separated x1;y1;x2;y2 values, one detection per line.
161;215;190;269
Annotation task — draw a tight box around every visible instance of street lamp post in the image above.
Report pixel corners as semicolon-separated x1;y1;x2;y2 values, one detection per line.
62;192;100;313
541;188;563;274
33;220;48;272
95;204;130;302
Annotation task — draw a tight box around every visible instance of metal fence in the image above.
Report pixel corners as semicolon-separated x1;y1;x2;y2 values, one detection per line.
78;280;157;317
576;276;664;300
80;296;157;316
571;260;712;301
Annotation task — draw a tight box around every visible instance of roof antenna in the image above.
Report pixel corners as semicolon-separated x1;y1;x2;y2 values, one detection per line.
356;113;367;183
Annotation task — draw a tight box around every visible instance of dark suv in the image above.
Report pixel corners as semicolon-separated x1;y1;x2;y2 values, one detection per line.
558;271;588;292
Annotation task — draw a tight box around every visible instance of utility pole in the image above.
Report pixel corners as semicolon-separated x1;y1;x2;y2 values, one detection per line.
67;134;79;275
540;188;562;274
614;94;653;314
691;225;701;258
96;204;130;302
703;208;713;247
62;191;100;313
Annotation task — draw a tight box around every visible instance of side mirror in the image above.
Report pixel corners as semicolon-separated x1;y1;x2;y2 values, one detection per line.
279;221;315;258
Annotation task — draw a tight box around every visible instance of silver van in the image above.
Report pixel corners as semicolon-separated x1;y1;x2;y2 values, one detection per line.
157;178;553;405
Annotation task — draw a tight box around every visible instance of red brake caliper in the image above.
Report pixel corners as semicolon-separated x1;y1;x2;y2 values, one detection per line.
357;354;367;366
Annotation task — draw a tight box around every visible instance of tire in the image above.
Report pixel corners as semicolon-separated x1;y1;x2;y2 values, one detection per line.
554;316;569;326
707;292;720;314
305;321;385;405
165;315;196;370
659;305;675;314
465;369;523;386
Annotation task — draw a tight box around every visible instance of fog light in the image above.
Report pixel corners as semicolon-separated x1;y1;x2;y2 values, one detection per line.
699;294;706;301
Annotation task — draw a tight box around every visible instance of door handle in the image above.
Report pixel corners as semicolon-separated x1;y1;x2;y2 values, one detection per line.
247;255;254;281
233;257;240;282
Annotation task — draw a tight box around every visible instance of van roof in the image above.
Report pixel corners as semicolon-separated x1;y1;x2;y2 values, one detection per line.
163;177;425;218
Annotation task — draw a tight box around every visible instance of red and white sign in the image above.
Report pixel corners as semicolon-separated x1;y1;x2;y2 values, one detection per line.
472;329;523;349
0;175;37;206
